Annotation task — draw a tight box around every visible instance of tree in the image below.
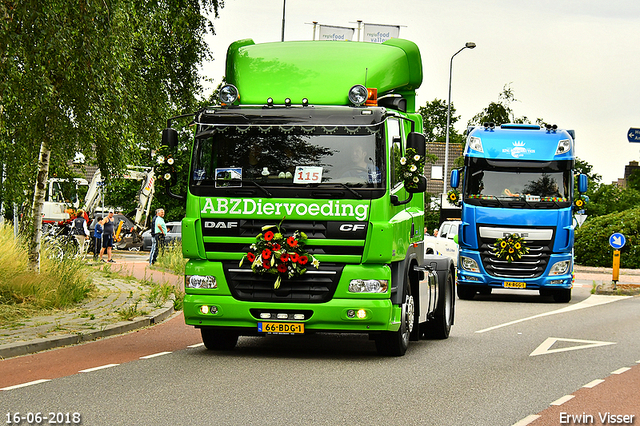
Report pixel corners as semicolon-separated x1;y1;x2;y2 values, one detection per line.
418;98;465;144
0;0;222;271
468;84;539;126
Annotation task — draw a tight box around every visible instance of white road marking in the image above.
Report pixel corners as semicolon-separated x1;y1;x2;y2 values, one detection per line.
511;414;540;426
611;367;631;375
583;379;605;388
530;337;615;357
1;379;51;391
550;394;575;406
140;351;172;359
476;295;632;333
79;363;119;373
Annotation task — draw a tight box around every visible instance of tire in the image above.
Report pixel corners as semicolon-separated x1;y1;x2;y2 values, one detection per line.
457;283;476;300
423;269;454;339
552;288;572;303
201;328;239;351
375;273;414;356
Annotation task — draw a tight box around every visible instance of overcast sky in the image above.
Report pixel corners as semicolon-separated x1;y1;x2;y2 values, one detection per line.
201;0;640;184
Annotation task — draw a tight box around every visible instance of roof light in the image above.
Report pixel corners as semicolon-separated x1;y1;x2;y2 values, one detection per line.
555;139;571;155
219;84;239;104
266;97;274;107
284;98;292;107
301;98;309;107
364;88;378;106
468;136;483;153
348;85;368;106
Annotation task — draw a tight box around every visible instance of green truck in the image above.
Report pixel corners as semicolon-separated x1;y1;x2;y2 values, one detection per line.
161;38;455;356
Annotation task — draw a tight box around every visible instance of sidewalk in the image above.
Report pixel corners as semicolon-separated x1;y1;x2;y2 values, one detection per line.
0;252;182;359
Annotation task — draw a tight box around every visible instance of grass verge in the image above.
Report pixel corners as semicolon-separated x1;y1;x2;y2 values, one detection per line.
0;226;95;324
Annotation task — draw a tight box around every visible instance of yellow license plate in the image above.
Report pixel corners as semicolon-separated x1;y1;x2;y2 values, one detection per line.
504;282;526;289
258;322;304;334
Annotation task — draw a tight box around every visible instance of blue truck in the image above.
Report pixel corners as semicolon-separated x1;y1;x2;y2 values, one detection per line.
450;123;588;302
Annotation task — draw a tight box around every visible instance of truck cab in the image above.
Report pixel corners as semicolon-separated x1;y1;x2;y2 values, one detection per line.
161;38;455;356
451;123;587;302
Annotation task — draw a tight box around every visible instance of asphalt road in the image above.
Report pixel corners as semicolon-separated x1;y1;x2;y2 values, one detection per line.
2;285;639;426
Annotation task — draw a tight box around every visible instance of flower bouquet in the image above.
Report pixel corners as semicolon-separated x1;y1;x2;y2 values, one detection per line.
447;189;461;206
399;147;426;190
240;222;320;289
492;233;529;262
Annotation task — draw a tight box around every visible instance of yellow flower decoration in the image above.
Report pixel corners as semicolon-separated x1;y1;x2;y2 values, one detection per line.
493;234;529;263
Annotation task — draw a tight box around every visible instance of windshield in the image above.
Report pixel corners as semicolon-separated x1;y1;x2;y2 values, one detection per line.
190;124;385;195
465;166;572;207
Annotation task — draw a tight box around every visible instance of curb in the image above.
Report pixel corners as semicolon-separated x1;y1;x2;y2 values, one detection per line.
0;304;174;360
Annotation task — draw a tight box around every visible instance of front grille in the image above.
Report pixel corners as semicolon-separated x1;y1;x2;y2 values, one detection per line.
203;219;366;256
478;228;554;279
222;261;344;303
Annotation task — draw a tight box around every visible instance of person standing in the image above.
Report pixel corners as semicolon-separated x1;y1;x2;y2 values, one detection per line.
93;216;103;260
71;210;90;257
100;210;116;263
149;208;166;265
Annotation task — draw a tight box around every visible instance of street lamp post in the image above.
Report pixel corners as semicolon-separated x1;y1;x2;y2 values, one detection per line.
443;42;476;195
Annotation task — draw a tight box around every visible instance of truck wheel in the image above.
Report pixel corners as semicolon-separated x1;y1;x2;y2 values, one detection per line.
457;284;476;300
201;328;239;351
552;289;572;303
375;278;414;356
423;269;454;339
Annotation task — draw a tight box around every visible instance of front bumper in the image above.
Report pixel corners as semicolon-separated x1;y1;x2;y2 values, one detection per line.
456;249;573;290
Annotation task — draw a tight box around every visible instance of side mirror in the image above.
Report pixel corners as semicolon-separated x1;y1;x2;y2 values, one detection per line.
407;176;427;194
578;173;588;194
162;128;178;149
450;169;460;189
406;132;426;157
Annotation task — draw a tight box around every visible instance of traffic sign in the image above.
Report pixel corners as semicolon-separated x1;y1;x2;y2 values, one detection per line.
628;128;640;143
609;233;626;249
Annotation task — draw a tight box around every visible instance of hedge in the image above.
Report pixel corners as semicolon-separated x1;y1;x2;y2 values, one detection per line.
574;207;640;268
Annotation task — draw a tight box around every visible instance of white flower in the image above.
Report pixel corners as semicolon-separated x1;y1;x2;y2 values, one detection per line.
410;165;417;172
413;176;419;183
414;155;421;161
312;257;320;268
400;157;407;165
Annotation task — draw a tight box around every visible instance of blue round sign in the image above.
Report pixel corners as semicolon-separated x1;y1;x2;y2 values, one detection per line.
609;233;626;249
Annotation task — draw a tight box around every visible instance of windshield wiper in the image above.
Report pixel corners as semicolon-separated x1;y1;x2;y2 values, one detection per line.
214;179;273;197
311;182;363;198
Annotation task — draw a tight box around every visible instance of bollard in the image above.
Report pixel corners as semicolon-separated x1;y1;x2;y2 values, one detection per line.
612;249;620;289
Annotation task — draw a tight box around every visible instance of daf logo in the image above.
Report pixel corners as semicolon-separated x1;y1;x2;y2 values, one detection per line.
339;224;366;232
205;221;238;229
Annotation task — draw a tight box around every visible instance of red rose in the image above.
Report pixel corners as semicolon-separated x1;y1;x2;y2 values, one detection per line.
280;253;289;262
262;249;272;259
290;253;300;263
264;231;274;241
299;255;308;265
287;236;298;248
247;252;256;262
277;263;287;273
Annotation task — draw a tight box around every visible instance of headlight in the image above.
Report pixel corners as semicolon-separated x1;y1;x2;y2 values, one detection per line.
461;256;480;273
186;275;217;289
219;84;239;104
348;85;368;106
349;279;388;293
555;139;571;155
468;136;483;153
549;260;570;276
